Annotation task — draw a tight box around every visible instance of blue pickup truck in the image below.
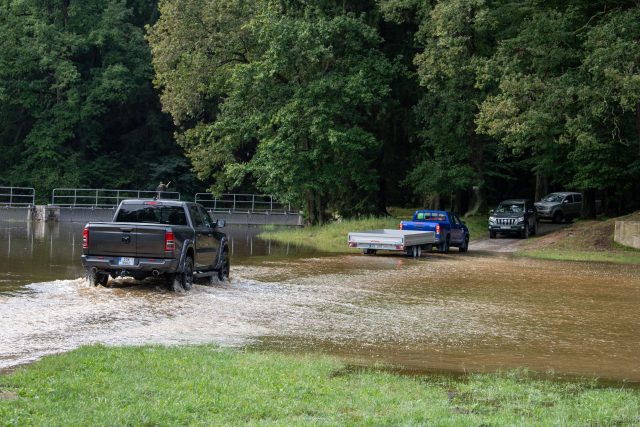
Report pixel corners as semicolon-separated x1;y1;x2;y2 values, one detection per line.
399;210;470;253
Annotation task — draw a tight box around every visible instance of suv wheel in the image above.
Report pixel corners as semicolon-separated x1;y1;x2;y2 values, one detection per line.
552;211;563;224
522;224;530;239
489;230;496;239
531;221;538;236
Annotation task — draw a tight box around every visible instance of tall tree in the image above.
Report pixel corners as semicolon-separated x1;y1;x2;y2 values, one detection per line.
0;0;194;200
149;0;395;223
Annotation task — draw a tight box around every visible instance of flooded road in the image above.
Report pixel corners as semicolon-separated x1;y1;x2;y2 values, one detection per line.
1;221;639;383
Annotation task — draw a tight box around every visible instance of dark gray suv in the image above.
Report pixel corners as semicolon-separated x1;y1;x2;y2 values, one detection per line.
534;192;582;223
488;199;538;239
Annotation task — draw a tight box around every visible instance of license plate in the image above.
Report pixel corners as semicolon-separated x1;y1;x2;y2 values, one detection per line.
118;257;135;266
368;244;381;249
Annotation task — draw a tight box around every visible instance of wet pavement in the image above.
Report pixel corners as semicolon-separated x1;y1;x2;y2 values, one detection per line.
0;221;639;383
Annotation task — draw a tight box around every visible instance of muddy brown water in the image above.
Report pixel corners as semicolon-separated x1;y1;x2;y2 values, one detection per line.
1;221;639;383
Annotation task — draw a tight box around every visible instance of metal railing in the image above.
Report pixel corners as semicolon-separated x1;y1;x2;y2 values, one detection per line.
0;186;35;207
52;188;181;208
195;193;295;214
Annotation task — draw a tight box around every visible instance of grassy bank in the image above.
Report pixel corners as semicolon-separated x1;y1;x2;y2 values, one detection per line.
518;211;640;264
259;209;487;253
1;345;639;426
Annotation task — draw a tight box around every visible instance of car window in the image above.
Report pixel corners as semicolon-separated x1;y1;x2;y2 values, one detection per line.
198;206;213;227
416;212;425;220
574;194;582;203
543;194;563;203
115;203;188;225
189;205;205;227
565;195;573;203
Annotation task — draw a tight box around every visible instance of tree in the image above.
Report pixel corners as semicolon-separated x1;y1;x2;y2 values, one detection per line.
0;0;193;200
149;0;395;223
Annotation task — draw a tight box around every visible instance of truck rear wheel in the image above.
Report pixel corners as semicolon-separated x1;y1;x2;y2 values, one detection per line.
217;251;230;282
87;269;109;287
172;256;194;292
438;236;450;253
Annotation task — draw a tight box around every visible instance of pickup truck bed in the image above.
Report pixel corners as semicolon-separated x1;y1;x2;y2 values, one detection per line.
348;229;436;257
400;210;470;253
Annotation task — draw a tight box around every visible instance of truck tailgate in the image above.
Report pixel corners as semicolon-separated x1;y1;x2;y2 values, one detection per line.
86;223;139;257
85;223;168;258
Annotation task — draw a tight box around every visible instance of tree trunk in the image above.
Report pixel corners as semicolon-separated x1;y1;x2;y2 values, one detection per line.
468;122;484;216
305;190;316;226
535;171;548;202
636;101;640;155
582;188;596;219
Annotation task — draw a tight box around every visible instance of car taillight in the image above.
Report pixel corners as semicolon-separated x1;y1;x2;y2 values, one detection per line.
164;231;175;251
436;224;440;235
82;227;89;249
399;222;403;230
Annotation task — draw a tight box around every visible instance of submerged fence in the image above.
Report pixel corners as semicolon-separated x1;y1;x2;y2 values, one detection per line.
51;188;181;208
0;186;35;207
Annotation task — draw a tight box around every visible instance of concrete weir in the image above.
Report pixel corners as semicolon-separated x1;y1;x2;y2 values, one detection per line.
1;205;303;226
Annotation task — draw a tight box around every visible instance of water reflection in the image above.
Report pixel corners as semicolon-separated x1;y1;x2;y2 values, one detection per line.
0;221;315;292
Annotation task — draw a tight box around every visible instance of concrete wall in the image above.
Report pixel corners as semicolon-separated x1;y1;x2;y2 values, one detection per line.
1;205;303;226
0;207;31;222
211;211;303;226
614;221;640;249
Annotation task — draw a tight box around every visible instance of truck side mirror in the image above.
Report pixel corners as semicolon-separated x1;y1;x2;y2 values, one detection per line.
215;219;226;228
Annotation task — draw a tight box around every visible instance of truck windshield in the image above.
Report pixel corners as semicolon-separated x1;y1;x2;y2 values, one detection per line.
543;194;564;203
115;204;188;225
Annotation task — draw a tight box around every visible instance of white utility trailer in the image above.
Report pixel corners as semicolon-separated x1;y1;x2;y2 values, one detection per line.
347;229;436;257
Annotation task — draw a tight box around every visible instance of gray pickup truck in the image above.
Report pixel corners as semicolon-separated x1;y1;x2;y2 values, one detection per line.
81;199;229;291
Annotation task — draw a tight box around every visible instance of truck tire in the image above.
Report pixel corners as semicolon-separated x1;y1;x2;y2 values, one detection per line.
438;236;450;253
522;224;530;239
87;269;109;287
363;249;377;255
489;230;496;239
172;256;194;292
459;235;469;252
217;251;230;282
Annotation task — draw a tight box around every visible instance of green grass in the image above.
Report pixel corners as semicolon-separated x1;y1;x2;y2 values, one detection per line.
260;216;401;253
260;209;489;253
1;345;638;426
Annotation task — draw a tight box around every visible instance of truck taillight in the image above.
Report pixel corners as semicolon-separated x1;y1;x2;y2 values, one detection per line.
436;224;440;235
349;242;357;247
399;222;403;230
82;227;89;249
164;231;175;251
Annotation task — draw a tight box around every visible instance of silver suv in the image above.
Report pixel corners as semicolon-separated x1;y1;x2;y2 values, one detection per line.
534;192;582;223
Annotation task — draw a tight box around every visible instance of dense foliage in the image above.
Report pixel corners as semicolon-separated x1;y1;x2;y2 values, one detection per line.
0;0;200;201
2;0;640;221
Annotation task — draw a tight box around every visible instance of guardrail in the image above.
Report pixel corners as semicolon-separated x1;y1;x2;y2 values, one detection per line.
52;188;181;207
0;186;35;207
195;193;295;214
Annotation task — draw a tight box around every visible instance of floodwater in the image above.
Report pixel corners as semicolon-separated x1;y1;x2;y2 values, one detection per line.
1;221;639;384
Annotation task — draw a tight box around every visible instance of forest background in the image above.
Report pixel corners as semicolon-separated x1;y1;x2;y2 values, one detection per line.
1;0;639;224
